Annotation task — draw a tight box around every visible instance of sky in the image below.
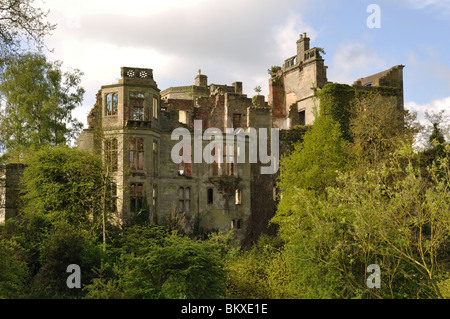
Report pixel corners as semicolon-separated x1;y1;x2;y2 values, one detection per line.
38;0;450;130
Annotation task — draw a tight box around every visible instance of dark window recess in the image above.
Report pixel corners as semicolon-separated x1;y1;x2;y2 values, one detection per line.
207;188;214;204
130;138;144;171
153;141;158;174
178;146;192;177
233;114;241;128
130;97;144;120
130;183;143;213
232;219;242;230
298;110;306;126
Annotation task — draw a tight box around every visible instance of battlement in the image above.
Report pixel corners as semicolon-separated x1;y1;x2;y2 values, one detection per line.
118;67;158;88
282;33;324;72
161;71;244;101
353;65;405;88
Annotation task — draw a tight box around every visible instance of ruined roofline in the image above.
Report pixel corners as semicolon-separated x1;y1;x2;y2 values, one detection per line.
353;65;405;87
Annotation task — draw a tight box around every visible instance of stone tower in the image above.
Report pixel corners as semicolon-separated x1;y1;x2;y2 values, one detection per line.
78;67;162;223
269;33;328;129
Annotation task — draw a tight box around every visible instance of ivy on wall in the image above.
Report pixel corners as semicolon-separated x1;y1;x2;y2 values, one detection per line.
280;125;312;155
315;83;401;142
315;83;355;141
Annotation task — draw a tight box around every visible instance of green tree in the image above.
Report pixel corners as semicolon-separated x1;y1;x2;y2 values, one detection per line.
273;145;450;299
0;0;56;58
350;92;411;166
20;146;113;232
428;123;446;159
29;220;103;298
277;112;348;199
224;235;292;299
0;236;29;298
86;226;227;299
0;53;84;159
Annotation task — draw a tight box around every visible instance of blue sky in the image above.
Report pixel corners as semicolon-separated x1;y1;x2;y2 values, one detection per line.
41;0;450;128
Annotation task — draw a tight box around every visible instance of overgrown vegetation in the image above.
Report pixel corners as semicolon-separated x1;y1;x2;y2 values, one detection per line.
0;0;449;300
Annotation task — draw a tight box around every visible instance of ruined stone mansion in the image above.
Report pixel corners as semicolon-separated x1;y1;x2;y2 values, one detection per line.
1;33;405;245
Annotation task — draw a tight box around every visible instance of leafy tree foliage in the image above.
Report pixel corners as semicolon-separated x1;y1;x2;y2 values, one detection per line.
274;145;450;299
273;95;450;298
20;146;107;230
0;235;29;298
428;123;447;159
350;92;412;166
0;53;84;158
224;235;292;299
85;226;227;299
29;220;103;298
0;0;56;58
277;112;348;198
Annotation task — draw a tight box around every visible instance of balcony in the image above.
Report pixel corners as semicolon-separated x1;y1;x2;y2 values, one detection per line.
125;120;152;128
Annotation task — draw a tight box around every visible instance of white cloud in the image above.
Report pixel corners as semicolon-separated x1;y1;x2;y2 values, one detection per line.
270;13;317;62
401;0;450;15
406;97;450;123
39;0;313;128
40;0;210;17
406;97;450;148
327;42;386;84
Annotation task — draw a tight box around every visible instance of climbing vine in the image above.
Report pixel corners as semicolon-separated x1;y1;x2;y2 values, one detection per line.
315;83;355;141
315;83;401;142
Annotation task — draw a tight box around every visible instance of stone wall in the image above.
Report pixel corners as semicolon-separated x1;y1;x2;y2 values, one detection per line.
0;164;25;223
269;33;328;130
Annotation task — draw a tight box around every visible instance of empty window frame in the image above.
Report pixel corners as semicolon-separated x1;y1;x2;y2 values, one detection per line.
152;184;157;213
105;93;118;116
235;189;242;205
211;146;219;176
130;96;144;121
298;109;306;126
233;113;241;128
104;138;118;171
207;188;214;205
130;138;144;171
224;146;234;176
153;96;158;119
153;141;158;174
231;219;242;230
178;146;192;177
130;183;143;213
108;182;118;213
178;187;191;214
179;110;187;124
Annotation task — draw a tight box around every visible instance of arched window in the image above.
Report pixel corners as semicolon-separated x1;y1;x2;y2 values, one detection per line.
105;92;118;116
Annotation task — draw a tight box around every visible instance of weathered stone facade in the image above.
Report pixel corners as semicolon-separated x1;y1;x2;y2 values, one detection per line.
1;33;405;246
269;33;329;130
76;67;261;242
0;163;25;223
